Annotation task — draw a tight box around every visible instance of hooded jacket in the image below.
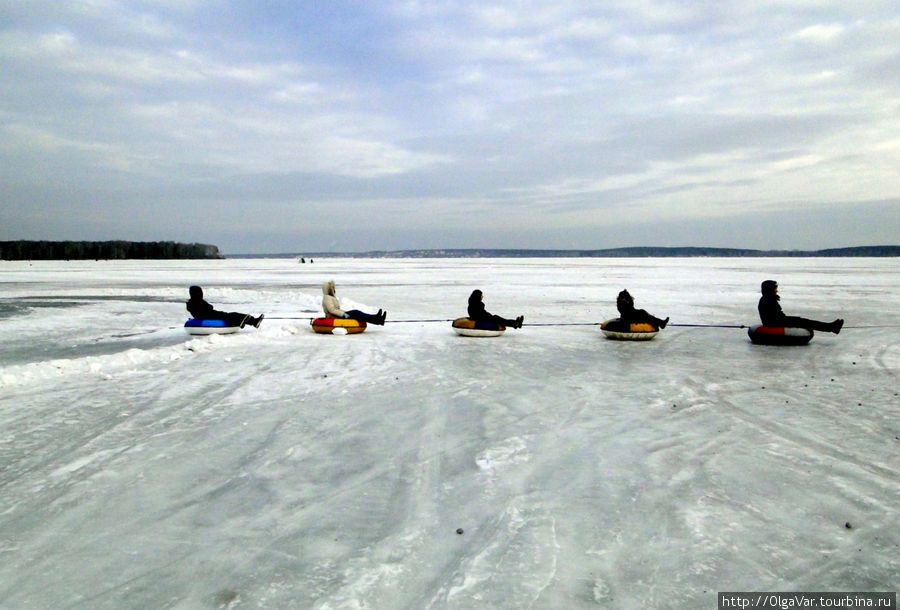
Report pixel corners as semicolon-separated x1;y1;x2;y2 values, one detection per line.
322;281;346;318
758;281;786;326
616;290;635;318
467;290;490;321
186;285;215;319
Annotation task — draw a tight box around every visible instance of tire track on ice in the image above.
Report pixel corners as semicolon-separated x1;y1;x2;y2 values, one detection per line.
310;380;457;609
425;500;559;609
672;374;899;497
421;428;559;608
0;357;273;528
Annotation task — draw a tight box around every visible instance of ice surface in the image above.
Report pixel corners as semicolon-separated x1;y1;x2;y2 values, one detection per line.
0;258;897;609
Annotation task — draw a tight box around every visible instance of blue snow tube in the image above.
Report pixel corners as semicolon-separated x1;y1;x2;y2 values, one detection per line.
184;318;241;335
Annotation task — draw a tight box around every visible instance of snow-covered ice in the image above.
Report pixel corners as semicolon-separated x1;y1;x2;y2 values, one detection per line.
0;257;897;609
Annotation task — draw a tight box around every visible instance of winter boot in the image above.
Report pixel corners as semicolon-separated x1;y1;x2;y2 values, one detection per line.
254;314;265;328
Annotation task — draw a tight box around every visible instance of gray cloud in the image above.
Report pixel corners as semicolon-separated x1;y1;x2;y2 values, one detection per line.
1;1;897;253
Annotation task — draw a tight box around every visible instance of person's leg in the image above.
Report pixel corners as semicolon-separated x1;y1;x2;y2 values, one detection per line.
241;314;264;328
782;315;843;333
629;309;668;328
199;309;247;327
222;312;251;327
345;310;383;325
488;314;521;328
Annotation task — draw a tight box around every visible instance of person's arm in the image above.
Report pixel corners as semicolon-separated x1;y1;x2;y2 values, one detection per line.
187;298;214;318
323;295;346;318
758;296;785;326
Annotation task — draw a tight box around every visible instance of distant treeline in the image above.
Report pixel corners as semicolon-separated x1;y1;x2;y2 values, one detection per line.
276;245;900;259
0;241;223;260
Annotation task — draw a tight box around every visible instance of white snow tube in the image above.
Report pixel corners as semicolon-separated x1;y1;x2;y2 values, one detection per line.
600;319;659;341
748;324;813;346
452;317;506;337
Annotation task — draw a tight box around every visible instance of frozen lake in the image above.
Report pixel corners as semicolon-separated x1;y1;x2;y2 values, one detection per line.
1;257;897;609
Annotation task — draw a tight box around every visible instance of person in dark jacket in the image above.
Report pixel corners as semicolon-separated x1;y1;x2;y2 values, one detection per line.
186;285;264;328
757;280;842;333
616;289;668;328
467;290;523;329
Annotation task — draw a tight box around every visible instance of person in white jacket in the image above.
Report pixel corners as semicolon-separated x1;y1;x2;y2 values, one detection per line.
322;281;386;325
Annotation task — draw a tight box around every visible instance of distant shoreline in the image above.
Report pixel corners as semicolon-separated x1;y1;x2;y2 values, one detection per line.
233;245;900;259
4;243;897;260
0;241;223;260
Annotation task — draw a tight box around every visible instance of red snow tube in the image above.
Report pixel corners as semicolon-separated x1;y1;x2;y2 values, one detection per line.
311;318;367;335
748;324;813;346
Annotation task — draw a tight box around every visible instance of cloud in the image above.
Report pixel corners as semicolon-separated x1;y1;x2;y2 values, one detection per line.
1;0;898;252
792;23;846;43
1;10;446;180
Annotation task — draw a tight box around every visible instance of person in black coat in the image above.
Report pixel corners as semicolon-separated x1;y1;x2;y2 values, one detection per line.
186;285;264;328
468;290;523;329
616;289;668;328
757;280;842;333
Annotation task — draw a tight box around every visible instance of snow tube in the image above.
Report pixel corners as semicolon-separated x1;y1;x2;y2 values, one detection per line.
184;318;241;336
748;324;813;346
311;317;367;335
600;319;659;341
452;317;506;337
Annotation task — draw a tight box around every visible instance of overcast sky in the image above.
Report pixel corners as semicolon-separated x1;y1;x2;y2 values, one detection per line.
1;1;898;254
